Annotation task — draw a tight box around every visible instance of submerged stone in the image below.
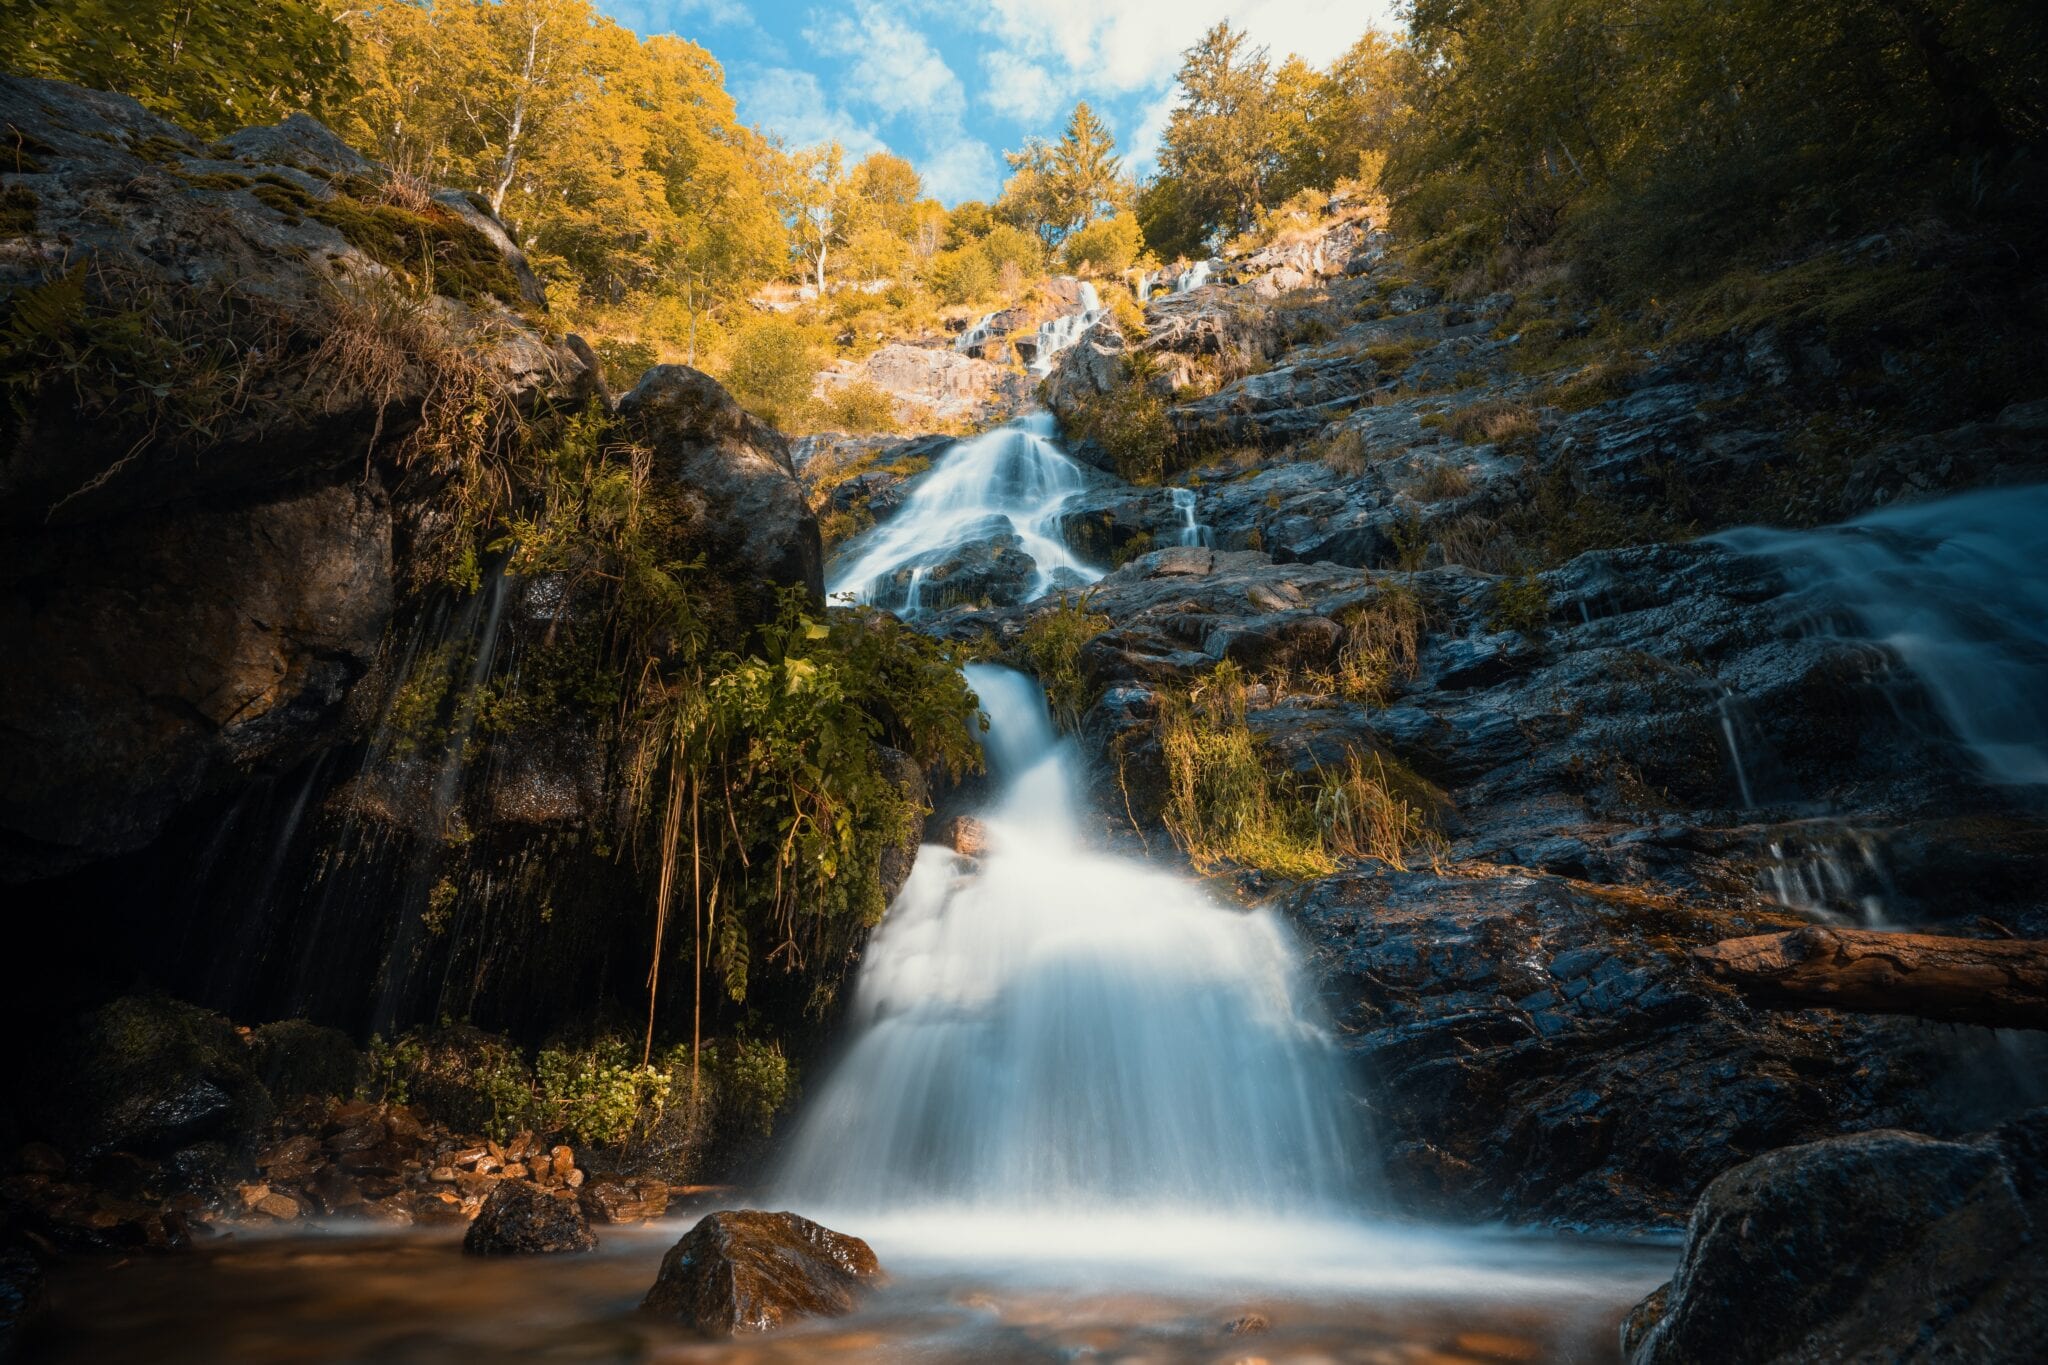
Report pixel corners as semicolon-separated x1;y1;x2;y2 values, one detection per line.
461;1181;597;1255
639;1210;882;1335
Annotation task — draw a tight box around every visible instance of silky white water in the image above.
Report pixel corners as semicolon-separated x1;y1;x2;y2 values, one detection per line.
1170;485;1213;547
777;664;1361;1216
826;413;1101;615
1718;485;2048;784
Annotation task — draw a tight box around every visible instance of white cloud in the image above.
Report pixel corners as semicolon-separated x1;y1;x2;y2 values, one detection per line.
919;136;1002;204
736;66;888;157
1123;90;1179;178
806;2;967;134
980;50;1065;125
979;0;1401;96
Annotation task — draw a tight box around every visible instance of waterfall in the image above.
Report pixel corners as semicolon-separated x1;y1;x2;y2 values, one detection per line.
776;663;1363;1219
827;412;1103;615
1171;486;1213;548
1717;485;2048;785
1027;282;1104;377
1174;259;1215;294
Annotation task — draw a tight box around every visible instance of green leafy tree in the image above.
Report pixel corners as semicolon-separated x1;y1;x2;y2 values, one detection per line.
0;0;355;137
997;101;1131;248
1156;22;1282;241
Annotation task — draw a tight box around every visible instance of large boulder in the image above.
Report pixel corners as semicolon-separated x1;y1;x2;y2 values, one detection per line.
617;366;823;616
813;344;1029;427
462;1180;598;1255
0;75;592;878
1624;1114;2048;1363
27;996;272;1160
641;1210;882;1335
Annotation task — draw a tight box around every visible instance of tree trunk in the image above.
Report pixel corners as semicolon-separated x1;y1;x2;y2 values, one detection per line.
489;18;543;218
1883;0;2011;153
1693;925;2048;1031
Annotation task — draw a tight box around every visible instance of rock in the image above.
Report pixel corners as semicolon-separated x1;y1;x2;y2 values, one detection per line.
15;1143;65;1175
249;1020;362;1102
617;367;823;617
1043;319;1130;420
30;996;271;1160
579;1177;670;1224
0;75;593;878
876;744;927;906
813;344;1029;427
252;1191;302;1220
1224;1312;1270;1335
640;1210;882;1336
1624;1114;2048;1364
0;1247;45;1361
461;1180;598;1255
938;815;988;857
549;1145;575;1179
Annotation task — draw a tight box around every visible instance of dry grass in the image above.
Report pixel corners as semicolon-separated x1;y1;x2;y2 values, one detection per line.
1408;461;1475;500
1439;398;1540;446
1332;586;1427;704
1431;513;1524;574
1314;751;1447;871
1315;427;1371;476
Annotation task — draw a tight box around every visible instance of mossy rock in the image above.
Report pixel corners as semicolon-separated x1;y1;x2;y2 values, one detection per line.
250;1019;363;1101
248;177;524;309
0;185;35;235
40;996;272;1159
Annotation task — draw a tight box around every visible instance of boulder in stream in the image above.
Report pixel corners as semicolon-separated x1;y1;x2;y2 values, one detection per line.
461;1180;598;1255
640;1209;882;1335
1623;1111;2048;1363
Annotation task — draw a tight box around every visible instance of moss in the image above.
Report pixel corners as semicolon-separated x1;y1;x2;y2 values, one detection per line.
129;133;198;166
251;1019;363;1101
2;123;55;174
47;996;274;1157
251;176;523;308
173;169;253;192
1487;570;1550;636
0;185;37;235
1546;358;1641;412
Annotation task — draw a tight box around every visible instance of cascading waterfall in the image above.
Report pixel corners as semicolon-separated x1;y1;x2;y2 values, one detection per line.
1718;485;2048;785
776;664;1362;1217
1027;281;1104;376
1174;259;1215;294
827;412;1102;615
1171;486;1213;548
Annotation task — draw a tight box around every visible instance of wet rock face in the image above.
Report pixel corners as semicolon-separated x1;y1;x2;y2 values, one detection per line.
1284;866;1973;1228
814;343;1029;427
619;366;823;614
640;1209;883;1336
0;480;393;878
462;1180;598;1255
0;76;591;881
1624;1114;2048;1363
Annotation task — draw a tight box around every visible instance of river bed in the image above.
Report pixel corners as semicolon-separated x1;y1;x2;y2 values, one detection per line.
34;1212;1674;1364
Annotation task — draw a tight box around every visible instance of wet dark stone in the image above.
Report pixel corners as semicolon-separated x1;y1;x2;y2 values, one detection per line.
1624;1112;2048;1363
640;1209;882;1336
461;1180;597;1255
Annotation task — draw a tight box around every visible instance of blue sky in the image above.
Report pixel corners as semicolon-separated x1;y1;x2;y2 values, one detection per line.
597;1;1400;205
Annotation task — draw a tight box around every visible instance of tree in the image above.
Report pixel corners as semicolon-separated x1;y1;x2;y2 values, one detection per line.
724;316;816;428
0;0;355;138
996;101;1131;248
775;141;852;295
1155;23;1282;240
1063;210;1143;275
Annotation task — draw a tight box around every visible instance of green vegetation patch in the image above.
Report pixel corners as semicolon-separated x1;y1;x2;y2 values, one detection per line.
250;175;523;309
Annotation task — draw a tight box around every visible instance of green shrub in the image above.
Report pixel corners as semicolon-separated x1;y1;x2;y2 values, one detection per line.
1064;211;1143;275
1016;591;1111;729
1064;363;1175;483
710;1037;794;1140
1488;570;1550;636
818;379;898;433
723;316;818;429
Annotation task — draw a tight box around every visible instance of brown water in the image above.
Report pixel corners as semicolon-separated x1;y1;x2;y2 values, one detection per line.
30;1215;1672;1365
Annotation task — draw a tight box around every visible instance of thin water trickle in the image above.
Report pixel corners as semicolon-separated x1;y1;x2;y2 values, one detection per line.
826;413;1102;615
1170;485;1213;548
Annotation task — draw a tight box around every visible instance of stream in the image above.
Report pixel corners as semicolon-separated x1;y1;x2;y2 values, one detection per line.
29;414;1676;1362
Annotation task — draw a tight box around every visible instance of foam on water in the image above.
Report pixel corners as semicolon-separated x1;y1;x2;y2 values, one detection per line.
826;414;1101;615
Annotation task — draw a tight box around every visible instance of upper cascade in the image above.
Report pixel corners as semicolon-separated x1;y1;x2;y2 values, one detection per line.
826;413;1103;616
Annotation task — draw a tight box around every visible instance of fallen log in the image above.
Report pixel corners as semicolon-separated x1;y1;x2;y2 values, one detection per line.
1692;925;2048;1031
